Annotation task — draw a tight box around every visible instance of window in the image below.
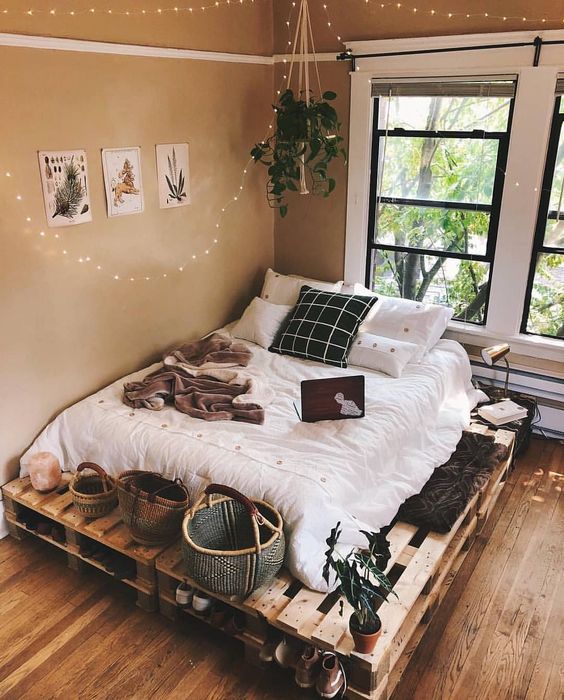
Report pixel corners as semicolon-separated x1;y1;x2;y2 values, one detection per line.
521;86;564;340
366;79;515;324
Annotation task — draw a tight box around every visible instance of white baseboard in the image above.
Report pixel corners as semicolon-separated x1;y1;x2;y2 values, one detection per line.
0;501;8;539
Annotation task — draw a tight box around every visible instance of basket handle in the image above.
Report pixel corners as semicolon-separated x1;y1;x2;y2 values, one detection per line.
76;462;111;493
204;484;259;519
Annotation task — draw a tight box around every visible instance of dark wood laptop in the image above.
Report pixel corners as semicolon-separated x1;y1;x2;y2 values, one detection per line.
300;375;365;423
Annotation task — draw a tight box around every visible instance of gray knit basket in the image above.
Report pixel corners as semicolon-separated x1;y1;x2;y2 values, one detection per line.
182;484;285;598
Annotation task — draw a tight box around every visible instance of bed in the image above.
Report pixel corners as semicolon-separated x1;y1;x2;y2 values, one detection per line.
20;328;484;592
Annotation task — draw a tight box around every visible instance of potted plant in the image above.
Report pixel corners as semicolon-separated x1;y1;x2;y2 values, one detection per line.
250;89;346;217
323;522;396;654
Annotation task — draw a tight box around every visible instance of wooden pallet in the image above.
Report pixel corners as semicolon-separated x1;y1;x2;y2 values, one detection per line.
1;474;173;611
155;426;514;699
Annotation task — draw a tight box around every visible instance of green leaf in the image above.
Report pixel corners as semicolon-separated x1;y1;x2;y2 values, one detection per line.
279;204;288;217
322;90;337;101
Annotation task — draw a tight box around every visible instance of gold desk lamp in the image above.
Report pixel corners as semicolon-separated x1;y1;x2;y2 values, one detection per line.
481;343;511;397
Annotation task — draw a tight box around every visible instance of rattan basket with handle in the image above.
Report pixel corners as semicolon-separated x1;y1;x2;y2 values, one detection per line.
70;462;118;519
182;483;285;598
117;470;189;546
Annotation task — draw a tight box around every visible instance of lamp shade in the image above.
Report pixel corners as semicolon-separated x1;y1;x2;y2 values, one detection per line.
481;342;510;366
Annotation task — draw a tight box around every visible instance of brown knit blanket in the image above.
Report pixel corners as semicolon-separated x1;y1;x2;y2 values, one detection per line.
123;334;265;425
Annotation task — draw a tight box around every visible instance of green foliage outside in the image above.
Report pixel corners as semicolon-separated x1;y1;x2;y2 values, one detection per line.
371;95;563;338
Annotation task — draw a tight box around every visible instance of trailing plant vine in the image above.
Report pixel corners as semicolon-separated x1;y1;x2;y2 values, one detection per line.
251;89;346;217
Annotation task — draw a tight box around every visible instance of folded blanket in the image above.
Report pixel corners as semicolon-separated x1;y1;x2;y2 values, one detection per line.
123;334;272;425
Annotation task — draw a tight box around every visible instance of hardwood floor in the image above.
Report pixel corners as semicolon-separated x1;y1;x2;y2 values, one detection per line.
0;437;562;700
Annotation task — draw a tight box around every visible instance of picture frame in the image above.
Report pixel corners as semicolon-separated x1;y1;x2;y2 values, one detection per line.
156;143;191;209
101;146;144;217
38;149;92;227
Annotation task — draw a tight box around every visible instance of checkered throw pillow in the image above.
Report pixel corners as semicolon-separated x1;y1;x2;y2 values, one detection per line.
269;286;378;367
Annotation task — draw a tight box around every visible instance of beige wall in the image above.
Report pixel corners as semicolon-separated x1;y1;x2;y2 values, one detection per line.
273;0;564;53
0;37;273;483
272;0;563;282
0;0;273;54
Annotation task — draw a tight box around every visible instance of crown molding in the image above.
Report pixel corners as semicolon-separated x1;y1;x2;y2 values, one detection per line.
0;32;274;64
345;28;564;55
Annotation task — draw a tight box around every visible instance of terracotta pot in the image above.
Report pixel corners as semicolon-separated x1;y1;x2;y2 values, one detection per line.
349;614;382;654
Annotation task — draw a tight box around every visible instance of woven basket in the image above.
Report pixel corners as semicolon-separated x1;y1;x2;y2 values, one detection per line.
70;462;118;519
182;484;285;598
117;470;189;546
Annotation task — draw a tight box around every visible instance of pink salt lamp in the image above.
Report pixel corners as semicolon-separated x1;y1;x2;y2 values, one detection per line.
28;452;61;493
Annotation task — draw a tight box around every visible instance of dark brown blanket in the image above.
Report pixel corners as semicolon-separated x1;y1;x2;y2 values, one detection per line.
123;334;264;425
396;431;509;533
164;334;252;369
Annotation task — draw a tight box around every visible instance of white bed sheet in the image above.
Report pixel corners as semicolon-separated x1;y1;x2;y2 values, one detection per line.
21;332;484;591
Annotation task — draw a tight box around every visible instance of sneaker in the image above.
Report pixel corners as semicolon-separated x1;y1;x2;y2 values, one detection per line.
295;645;322;688
316;652;346;699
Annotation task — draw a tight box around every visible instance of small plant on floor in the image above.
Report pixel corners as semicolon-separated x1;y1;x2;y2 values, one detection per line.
322;522;396;654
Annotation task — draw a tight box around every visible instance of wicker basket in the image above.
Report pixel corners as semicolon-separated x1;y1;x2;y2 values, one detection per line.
182;483;285;598
70;462;118;519
117;470;189;546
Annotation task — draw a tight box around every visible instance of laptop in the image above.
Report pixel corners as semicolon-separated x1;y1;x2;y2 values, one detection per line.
298;375;365;423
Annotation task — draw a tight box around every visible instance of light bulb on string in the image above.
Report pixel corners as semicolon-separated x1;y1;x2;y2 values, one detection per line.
319;0;564;42
15;0;296;284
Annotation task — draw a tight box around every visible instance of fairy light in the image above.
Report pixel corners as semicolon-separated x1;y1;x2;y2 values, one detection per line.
4;1;297;284
5;0;270;17
320;1;564;44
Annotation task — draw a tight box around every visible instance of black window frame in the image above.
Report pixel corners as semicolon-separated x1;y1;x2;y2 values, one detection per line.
521;95;564;339
365;92;515;325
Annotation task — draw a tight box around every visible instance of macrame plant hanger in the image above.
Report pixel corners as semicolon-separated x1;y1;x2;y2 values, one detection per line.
285;0;324;195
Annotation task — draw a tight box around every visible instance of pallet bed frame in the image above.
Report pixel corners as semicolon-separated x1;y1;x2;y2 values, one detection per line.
156;424;514;700
1;474;170;611
1;424;514;699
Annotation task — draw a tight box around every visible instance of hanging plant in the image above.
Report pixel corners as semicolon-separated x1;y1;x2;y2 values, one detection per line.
251;89;346;217
250;0;345;217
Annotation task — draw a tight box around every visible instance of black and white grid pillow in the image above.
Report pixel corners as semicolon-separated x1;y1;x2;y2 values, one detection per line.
269;286;378;367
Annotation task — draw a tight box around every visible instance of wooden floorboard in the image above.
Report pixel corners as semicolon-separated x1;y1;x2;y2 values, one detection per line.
0;437;562;700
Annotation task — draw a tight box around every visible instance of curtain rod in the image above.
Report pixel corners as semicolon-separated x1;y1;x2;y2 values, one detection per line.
337;36;564;70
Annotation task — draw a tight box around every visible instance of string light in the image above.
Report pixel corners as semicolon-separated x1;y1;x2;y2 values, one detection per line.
4;1;296;284
0;0;266;17
320;1;564;45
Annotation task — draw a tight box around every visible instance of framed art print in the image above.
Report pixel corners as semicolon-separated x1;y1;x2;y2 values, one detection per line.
101;147;144;217
156;143;191;209
38;150;92;227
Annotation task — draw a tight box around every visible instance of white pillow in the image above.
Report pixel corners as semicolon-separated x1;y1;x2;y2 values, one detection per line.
260;268;342;305
356;291;452;361
231;297;292;349
348;332;419;378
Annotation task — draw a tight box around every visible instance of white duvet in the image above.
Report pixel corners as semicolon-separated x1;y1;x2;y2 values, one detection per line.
21;332;483;591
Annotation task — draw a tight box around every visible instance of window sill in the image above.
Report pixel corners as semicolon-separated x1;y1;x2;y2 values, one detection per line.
445;320;564;363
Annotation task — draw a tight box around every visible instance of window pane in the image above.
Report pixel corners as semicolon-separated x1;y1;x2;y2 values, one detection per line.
378;136;499;205
377;95;511;132
370;250;490;323
548;123;564;221
544;215;564;249
526;253;564;338
375;203;489;255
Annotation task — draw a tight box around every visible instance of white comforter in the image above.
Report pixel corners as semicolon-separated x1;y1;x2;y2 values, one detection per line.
21;333;483;591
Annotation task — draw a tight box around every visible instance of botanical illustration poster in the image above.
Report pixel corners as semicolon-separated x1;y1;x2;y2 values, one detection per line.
38;150;92;227
156;143;191;209
101;147;144;217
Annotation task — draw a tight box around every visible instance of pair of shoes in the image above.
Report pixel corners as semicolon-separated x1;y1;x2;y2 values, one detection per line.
51;525;66;544
295;646;347;699
29;516;66;544
80;541;135;578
